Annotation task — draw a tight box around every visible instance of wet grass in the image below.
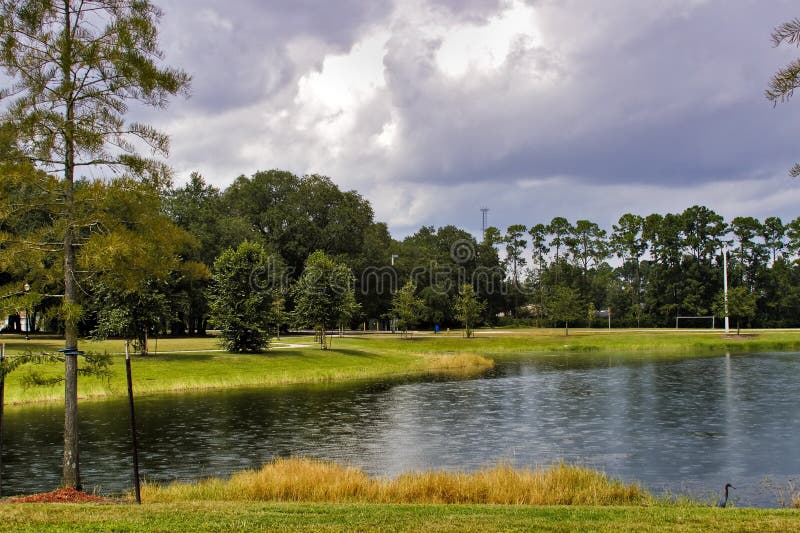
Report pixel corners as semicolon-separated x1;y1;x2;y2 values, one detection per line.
1;502;799;532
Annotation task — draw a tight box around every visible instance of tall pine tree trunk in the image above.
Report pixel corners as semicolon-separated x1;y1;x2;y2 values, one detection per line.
62;2;80;488
62;169;80;489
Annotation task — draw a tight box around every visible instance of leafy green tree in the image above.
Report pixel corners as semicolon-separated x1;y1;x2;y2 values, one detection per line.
761;216;785;263
81;178;198;349
548;286;582;336
391;281;426;339
568;220;607;275
90;280;170;355
351;221;394;324
528;224;549;271
547;217;572;262
454;284;485;338
611;213;646;309
787;216;800;256
271;294;286;340
418;285;449;326
730;216;767;289
474;237;505;326
167;173;253;266
224;171;375;274
209;242;275;353
714;286;757;335
643;213;685;325
292;251;359;349
166;173;251;335
483;226;503;246
758;257;800;327
681;205;726;263
767;18;800;176
392;225;484;327
587;301;596;328
504;224;527;316
548;217;573;284
0;0;189;489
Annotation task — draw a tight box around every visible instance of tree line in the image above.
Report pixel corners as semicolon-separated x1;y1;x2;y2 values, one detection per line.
6;167;800;348
491;207;800;330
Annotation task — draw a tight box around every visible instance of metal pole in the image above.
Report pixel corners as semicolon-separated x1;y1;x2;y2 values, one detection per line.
125;341;142;503
0;343;5;497
723;247;730;334
608;308;611;330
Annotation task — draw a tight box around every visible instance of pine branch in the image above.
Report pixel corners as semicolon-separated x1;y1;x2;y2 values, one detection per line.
772;18;800;47
766;58;800;104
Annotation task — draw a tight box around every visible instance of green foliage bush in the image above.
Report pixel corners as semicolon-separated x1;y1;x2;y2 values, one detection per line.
209;241;274;353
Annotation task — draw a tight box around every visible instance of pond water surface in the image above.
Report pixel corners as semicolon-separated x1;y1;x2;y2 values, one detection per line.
2;351;799;507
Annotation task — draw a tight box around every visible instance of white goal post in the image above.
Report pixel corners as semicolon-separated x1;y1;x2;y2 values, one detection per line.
675;316;716;329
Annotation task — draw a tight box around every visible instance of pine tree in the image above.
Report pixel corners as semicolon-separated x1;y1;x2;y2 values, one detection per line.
0;0;189;489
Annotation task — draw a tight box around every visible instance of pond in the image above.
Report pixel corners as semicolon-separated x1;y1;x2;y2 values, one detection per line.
2;351;799;507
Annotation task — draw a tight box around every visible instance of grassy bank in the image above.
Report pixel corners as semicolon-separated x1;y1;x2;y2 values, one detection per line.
4;458;799;531
1;502;799;532
2;328;799;405
343;328;800;356
0;335;494;404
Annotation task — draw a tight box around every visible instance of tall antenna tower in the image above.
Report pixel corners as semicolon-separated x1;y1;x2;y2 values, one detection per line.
480;207;489;236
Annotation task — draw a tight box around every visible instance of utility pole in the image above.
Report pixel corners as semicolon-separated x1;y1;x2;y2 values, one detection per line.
723;246;730;334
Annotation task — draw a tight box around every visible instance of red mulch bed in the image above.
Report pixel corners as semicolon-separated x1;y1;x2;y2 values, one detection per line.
5;487;116;503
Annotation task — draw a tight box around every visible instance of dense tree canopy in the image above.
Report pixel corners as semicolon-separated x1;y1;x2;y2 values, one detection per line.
7;165;800;340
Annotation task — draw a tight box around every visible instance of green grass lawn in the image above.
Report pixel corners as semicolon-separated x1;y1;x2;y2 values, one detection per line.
2;328;800;405
0;502;798;532
0;335;463;404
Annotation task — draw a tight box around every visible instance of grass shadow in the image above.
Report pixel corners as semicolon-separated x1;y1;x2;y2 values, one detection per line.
139;353;218;363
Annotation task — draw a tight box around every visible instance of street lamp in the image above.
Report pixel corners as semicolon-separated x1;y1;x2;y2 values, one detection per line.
23;283;30;340
722;247;729;334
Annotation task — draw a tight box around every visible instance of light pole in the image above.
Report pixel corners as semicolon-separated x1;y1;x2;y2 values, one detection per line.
23;283;30;340
722;247;729;334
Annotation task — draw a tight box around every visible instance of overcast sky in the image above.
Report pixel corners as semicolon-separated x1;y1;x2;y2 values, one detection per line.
148;0;800;238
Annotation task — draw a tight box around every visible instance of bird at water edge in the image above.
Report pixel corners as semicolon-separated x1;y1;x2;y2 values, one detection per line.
716;483;735;507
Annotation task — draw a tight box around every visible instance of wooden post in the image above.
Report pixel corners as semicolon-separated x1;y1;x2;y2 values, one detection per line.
125;341;142;503
0;343;5;497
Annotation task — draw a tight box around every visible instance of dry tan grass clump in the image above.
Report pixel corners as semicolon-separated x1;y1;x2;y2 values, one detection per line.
423;352;495;375
382;463;645;505
142;457;649;506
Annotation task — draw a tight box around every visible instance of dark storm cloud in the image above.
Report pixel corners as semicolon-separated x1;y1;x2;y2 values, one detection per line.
381;0;800;188
427;0;508;22
145;0;800;233
157;0;393;111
